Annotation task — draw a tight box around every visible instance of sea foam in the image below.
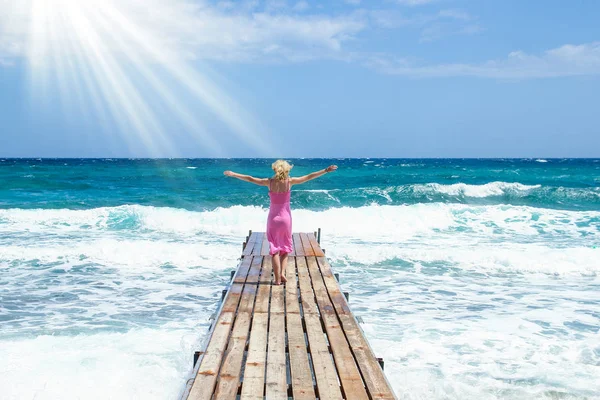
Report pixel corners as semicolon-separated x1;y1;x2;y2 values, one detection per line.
1;203;599;399
412;181;541;198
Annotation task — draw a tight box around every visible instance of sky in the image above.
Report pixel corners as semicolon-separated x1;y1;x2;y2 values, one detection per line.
0;0;599;158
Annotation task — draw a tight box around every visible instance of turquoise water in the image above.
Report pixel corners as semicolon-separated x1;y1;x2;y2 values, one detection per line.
2;158;600;211
0;158;599;399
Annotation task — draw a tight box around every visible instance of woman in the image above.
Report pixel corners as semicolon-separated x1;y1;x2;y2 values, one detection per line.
224;160;337;285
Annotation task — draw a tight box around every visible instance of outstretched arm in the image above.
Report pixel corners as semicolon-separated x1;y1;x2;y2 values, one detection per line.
290;165;337;185
224;171;269;186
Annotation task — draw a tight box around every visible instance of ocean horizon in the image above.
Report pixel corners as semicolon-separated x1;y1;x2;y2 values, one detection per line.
1;158;599;399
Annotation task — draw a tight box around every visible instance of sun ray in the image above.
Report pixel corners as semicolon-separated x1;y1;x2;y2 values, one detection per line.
19;0;272;157
96;0;271;155
92;3;224;155
63;1;176;156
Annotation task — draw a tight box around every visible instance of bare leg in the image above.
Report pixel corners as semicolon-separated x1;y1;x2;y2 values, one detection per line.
280;253;288;284
272;252;281;285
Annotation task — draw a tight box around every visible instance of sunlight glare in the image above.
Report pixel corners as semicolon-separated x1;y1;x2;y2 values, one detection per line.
20;0;271;156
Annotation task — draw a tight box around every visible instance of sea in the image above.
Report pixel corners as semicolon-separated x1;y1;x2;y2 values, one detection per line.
0;158;599;400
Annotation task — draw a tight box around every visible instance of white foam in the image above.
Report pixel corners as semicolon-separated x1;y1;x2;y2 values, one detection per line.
2;203;597;276
0;239;237;271
0;205;269;235
0;329;198;400
294;189;340;202
331;241;600;275
536;159;549;163
0;203;597;247
413;182;541;198
1;202;599;398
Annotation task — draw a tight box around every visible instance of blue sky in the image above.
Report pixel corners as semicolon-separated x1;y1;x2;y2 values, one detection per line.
0;0;599;157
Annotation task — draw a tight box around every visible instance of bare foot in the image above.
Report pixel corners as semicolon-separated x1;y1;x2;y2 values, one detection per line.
281;275;288;284
274;280;281;285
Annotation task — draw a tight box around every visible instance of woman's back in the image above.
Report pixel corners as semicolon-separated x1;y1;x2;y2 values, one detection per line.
269;178;291;204
269;177;291;193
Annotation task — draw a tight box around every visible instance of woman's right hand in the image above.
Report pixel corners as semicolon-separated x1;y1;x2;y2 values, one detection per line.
325;165;338;173
224;170;235;177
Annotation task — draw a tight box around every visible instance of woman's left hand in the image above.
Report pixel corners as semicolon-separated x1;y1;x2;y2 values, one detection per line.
224;170;235;177
325;165;338;173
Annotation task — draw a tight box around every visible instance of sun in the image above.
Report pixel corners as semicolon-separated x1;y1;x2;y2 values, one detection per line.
5;0;271;156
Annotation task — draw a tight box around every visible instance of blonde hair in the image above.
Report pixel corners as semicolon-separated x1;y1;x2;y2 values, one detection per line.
272;159;293;181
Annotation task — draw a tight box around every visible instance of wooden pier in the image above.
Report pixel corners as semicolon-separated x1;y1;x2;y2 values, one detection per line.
181;231;397;400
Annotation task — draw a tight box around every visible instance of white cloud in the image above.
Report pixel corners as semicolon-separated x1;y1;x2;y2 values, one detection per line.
0;0;597;80
366;7;478;41
369;42;600;79
437;9;471;21
292;1;309;12
396;0;437;5
0;0;366;65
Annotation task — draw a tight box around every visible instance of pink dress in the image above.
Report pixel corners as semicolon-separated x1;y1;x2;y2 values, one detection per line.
266;178;293;255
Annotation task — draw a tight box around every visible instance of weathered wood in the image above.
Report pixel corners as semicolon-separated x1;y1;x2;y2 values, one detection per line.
187;257;254;400
285;257;300;315
261;232;270;256
286;257;316;399
260;255;273;285
307;232;325;257
242;232;260;256
306;256;369;400
240;258;271;399
293;233;304;256
184;232;397;400
299;233;315;257
240;312;269;400
295;257;319;316
251;232;264;255
266;285;287;399
296;257;343;399
233;255;254;285
213;257;263;399
215;257;262;399
316;256;396;399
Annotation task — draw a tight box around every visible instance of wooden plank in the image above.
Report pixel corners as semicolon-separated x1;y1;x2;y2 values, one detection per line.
266;285;287;399
286;257;316;399
307;233;325;257
187;257;254;399
299;233;315;256
241;257;271;400
293;233;304;256
246;255;262;283
261;233;270;255
288;311;315;399
233;255;254;284
295;257;343;400
285;257;300;315
296;257;318;316
251;233;264;255
240;312;268;400
305;256;369;400
316;257;396;399
260;255;273;285
213;257;263;399
242;232;260;256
